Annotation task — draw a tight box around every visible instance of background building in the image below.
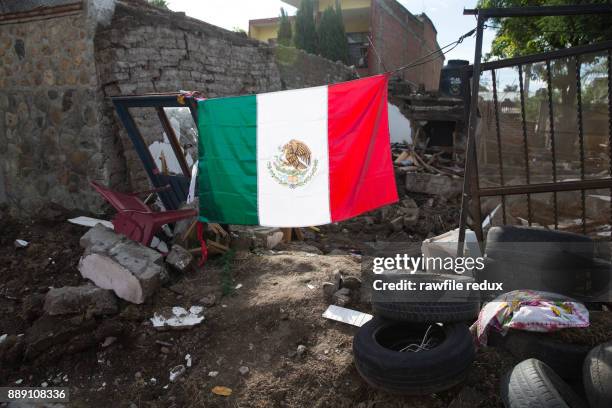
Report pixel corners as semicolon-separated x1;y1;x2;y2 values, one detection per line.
249;0;443;90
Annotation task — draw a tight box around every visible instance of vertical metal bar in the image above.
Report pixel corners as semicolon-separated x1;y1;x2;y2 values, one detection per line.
491;68;507;224
576;55;587;234
546;60;559;229
607;49;612;239
518;64;532;225
156;107;191;177
458;15;486;256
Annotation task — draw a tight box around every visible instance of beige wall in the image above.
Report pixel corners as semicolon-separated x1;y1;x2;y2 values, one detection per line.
250;24;279;42
344;14;369;32
250;0;370;42
318;0;370;11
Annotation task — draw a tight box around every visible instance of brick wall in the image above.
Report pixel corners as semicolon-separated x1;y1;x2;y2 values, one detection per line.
370;0;443;90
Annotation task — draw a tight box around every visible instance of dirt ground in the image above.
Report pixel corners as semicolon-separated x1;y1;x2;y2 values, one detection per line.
0;201;609;408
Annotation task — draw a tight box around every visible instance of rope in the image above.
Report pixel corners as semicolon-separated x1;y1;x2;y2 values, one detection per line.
387;27;477;75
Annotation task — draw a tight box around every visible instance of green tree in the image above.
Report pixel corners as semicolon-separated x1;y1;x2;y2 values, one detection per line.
478;0;612;106
148;0;168;9
318;4;349;64
294;0;318;54
278;8;293;46
478;0;612;59
233;26;247;37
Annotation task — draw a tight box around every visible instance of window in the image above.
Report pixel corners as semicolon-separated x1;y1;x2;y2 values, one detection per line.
347;32;369;68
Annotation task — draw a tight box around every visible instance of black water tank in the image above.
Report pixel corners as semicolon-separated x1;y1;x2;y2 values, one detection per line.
439;59;469;98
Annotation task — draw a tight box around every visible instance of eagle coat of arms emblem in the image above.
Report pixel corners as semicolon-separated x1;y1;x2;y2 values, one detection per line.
267;139;318;188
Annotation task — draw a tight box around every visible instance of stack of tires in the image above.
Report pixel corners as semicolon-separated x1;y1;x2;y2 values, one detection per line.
478;226;610;300
352;273;481;394
501;341;612;407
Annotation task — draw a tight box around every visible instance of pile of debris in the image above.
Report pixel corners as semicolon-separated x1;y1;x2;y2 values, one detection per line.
392;142;464;198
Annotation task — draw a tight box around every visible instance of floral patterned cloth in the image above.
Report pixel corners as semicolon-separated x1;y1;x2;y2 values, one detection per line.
471;290;590;346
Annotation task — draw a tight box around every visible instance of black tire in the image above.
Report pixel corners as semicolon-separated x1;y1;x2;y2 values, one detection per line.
486;226;594;262
583;341;612;408
478;256;610;302
501;358;587;408
371;273;480;323
492;330;590;380
352;317;475;395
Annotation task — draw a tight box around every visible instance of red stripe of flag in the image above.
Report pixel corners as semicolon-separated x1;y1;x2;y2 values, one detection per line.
327;74;399;222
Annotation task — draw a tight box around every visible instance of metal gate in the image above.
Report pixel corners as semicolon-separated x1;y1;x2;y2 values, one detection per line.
458;5;612;252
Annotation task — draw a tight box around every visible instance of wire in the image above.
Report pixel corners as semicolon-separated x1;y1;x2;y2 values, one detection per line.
388;27;477;75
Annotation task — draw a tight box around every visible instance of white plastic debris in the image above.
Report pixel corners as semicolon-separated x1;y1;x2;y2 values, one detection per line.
322;305;373;327
306;284;315;290
235;283;243;290
68;216;114;229
169;365;186;382
172;306;188;316
208;371;219;377
185;354;192;368
151;236;169;253
15;379;22;385
150;305;204;329
0;334;7;344
189;306;203;315
238;366;249;375
187;161;198;204
150;378;157;385
14;239;29;248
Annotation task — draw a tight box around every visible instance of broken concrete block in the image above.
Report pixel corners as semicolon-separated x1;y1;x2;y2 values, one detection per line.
79;224;122;252
165;244;194;273
405;172;463;198
78;226;163;304
79;254;161;304
251;227;284;249
332;288;351;306
322;282;337;299
44;285;118;316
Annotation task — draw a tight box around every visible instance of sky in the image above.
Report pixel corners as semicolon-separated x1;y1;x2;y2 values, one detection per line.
165;0;497;64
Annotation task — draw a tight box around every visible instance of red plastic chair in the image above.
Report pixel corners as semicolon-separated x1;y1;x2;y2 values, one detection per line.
90;180;197;246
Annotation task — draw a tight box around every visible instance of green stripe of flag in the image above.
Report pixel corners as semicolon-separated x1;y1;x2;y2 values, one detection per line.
198;95;258;224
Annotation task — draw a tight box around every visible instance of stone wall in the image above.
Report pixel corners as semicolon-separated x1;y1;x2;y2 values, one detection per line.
0;4;122;216
275;46;355;90
0;0;355;217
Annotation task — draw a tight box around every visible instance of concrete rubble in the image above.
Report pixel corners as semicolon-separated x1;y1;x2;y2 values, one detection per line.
43;284;118;316
323;269;363;307
78;224;165;304
165;244;195;273
405;172;463;198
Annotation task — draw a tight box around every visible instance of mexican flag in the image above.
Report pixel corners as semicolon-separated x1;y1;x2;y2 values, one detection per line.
197;74;398;227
